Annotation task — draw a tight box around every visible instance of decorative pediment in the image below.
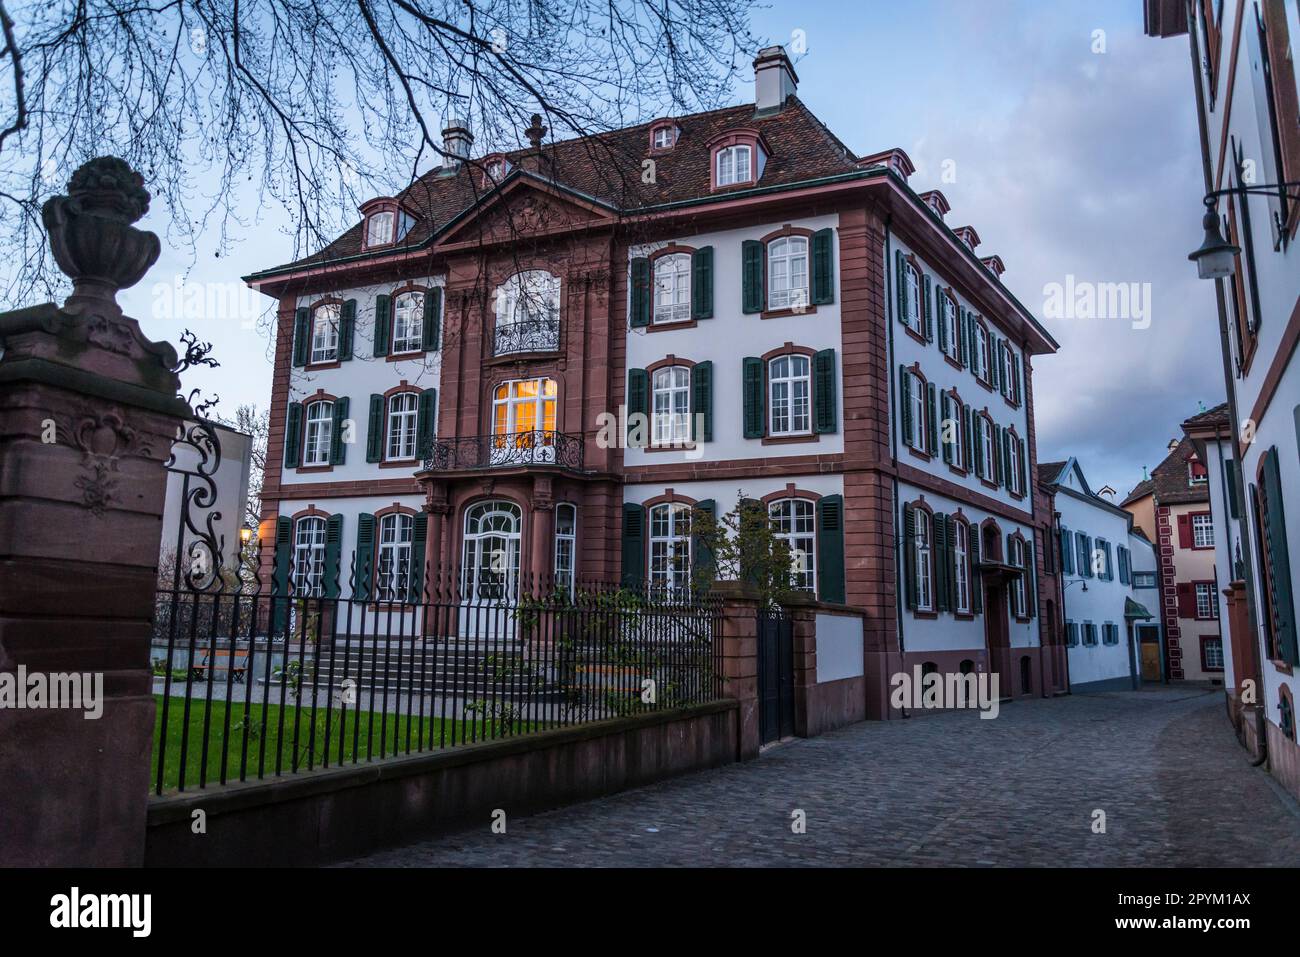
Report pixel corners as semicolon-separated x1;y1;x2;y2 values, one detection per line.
435;175;618;251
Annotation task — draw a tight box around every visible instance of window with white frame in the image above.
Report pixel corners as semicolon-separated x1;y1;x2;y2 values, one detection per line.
292;516;326;597
366;210;394;247
392;291;425;354
386;392;419;460
1132;570;1157;588
648;502;692;593
376;513;413;602
941;293;959;361
1000;343;1016;401
768;354;811;436
1191;512;1215;547
907;371;927;452
979;416;995;480
943;392;963;469
715;144;752;186
303;400;333;467
310;304;340;364
463;501;522;600
651;366;692;446
1007;436;1022;495
954;520;971;614
904;262;922;334
767;236;809;310
1195;582;1220;619
1188;458;1208;485
769;498;816;593
973;323;989;380
652;126;676;150
493;378;558;437
554;503;577;591
914;509;933;612
1009;537;1027;617
653;253;691;324
1203;636;1224;670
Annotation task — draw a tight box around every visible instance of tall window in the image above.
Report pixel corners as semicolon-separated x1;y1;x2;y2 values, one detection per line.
1009;537;1027;617
493;378;558;436
767;236;809;309
303;400;333;467
386;392;419;460
1007;436;1022;495
769;498;816;593
392;291;424;354
914;510;933;612
651;366;691;446
904;262;922;333
1195;582;1220;619
463;501;522;600
768;354;811;436
649;502;692;592
905;370;928;452
973;323;989;380
953;520;971;614
1203;637;1225;670
376;513;413;602
943;392;963;469
653;253;691;323
1000;343;1016;401
495;271;560;354
554;503;577;591
366;211;394;246
1192;512;1215;547
979;417;995;480
941;293;959;360
310;303;340;364
715;144;752;186
293;517;326;596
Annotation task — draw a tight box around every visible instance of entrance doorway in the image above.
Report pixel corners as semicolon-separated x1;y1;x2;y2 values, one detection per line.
983;581;1009;692
1138;624;1163;682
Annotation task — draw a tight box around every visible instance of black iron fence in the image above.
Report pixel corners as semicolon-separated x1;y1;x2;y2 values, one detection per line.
151;568;722;794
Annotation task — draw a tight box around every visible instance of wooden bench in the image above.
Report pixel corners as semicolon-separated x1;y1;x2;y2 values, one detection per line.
190;648;250;683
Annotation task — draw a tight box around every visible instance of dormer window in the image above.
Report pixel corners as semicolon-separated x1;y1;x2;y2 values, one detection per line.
482;154;511;184
650;122;678;152
366;211;394;247
716;145;752;186
1188;458;1208;485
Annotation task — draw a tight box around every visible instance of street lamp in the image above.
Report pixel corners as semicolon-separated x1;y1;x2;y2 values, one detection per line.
1188;182;1300;280
239;527;254;547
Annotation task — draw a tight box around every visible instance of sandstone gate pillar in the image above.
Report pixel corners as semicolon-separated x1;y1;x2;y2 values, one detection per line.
0;158;190;866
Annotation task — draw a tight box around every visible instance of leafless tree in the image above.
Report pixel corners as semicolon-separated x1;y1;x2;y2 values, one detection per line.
0;0;760;305
218;401;268;530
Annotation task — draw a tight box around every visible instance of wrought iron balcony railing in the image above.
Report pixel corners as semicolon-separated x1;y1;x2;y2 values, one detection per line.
494;317;560;355
423;430;585;473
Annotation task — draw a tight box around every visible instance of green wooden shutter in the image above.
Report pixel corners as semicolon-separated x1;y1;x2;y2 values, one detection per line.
817;495;846;604
422;287;442;350
630;257;651;327
961;403;972;468
934;511;950;612
627;368;649;447
967;314;978;372
1027;538;1038;617
621;503;646;586
1012;353;1022;404
1118;546;1130;585
941;394;953;465
1262;447;1297;664
938;294;949;354
416;389;437;457
957;307;969;366
271;516;292;632
1018;437;1027;496
1060;527;1074;574
292;308;310;367
972;414;984;480
743;357;765;438
813;349;837;434
339;299;356;361
366;394;384;463
283;402;302;468
1224;458;1240;518
323;514;343;598
902;503;917;610
811;228;834;305
408;512;428;602
742;240;765;313
922;274;934;341
691;361;713;442
691;246;714;319
353;513;376;600
693;499;716;585
373;294;391;357
329;396;349;466
970;531;983;612
925;382;938;455
899;366;914;447
895;250;908;326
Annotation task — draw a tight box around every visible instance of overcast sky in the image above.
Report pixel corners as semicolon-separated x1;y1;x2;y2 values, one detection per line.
117;0;1220;499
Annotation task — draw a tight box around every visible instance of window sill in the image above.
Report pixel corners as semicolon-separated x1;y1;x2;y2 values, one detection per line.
911;609;938;620
295;464;335;475
644;442;700;454
979;478;999;491
902;325;929;346
378;458;419;469
907;446;932;463
948;464;969;479
943;354;964;372
954;611;976;621
762;433;819;446
305;359;342;371
642;318;698;333
387;350;430;363
761;305;818;320
975;378;994;392
1270;658;1294;676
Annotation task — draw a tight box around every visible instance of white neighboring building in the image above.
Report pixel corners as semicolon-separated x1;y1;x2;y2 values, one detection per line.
160;421;253;580
1039;459;1158;693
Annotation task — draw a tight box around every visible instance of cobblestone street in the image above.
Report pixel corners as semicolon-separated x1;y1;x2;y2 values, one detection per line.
346;687;1300;867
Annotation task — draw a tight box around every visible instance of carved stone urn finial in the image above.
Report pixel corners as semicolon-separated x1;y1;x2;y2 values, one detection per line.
40;156;162;317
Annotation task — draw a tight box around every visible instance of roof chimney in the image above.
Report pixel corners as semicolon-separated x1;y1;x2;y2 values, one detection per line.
440;116;474;172
753;46;798;114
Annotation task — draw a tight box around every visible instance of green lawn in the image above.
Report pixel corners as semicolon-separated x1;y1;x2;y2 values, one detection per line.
151;695;520;792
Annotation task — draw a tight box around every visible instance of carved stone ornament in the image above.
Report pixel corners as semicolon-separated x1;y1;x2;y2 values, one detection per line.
59;407;157;516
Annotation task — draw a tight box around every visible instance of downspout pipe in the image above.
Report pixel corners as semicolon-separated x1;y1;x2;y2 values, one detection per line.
884;213;908;718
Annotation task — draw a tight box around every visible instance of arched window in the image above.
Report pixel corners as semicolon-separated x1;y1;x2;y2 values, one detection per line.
715;144;752;186
648;502;692;593
653;253;691;323
303;400;333;466
914;509;933;612
1009;536;1027;618
940;292;960;360
293;516;327;596
651;366;691;446
392;291;425;354
768;354;811;436
973;322;990;380
905;369;928;452
904;262;922;334
376;513;414;602
366;210;394;247
311;303;340;364
386;392;419;461
495;271;560;354
978;416;996;481
953;519;971;614
769;498;816;593
463;501;522;600
554;503;577;590
767;236;808;309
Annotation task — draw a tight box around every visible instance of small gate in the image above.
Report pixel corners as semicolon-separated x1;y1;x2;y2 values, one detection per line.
756;607;794;745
